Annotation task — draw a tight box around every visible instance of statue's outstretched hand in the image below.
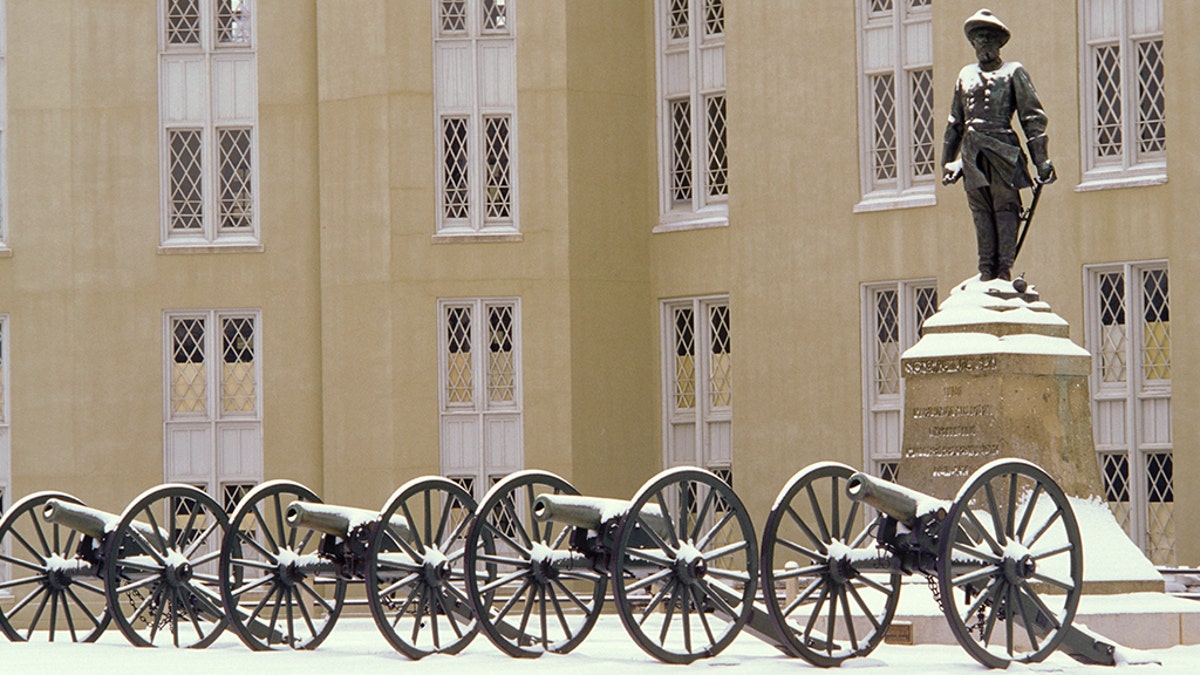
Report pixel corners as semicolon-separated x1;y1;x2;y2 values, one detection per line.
1036;160;1057;185
942;159;963;185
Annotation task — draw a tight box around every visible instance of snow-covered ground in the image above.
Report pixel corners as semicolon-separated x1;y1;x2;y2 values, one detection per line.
0;615;1192;674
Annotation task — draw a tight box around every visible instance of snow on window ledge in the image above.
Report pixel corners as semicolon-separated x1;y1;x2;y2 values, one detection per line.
854;187;936;214
1075;168;1167;193
654;205;729;234
432;231;523;244
0;245;11;258
158;242;265;255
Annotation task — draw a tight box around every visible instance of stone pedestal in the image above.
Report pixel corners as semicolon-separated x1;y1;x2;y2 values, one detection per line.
899;277;1104;501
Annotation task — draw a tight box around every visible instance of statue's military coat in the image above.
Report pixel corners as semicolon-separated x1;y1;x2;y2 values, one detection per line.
944;61;1048;191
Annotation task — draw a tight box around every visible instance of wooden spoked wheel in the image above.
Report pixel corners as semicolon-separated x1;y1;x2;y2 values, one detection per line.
218;480;346;650
0;491;110;642
611;467;758;664
464;470;606;657
104;484;229;647
367;476;479;658
760;462;901;666
936;459;1083;668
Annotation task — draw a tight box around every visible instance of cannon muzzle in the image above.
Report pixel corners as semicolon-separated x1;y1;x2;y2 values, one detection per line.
43;498;166;543
531;494;668;537
43;499;116;539
285;501;411;540
845;472;948;527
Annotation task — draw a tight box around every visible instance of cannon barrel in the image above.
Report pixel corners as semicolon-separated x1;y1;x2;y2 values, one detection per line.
285;501;411;540
531;494;669;537
43;498;165;542
845;472;948;527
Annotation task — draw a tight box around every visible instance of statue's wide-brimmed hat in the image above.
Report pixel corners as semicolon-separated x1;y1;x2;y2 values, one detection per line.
964;9;1011;46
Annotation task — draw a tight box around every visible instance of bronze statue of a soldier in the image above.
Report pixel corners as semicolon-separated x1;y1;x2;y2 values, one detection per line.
943;9;1055;282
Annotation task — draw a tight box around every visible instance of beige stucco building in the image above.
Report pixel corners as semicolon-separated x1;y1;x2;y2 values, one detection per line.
0;0;1192;566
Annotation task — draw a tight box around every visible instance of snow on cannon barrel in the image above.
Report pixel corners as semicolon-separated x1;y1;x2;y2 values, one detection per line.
284;500;412;541
530;493;669;538
844;471;948;526
43;497;167;543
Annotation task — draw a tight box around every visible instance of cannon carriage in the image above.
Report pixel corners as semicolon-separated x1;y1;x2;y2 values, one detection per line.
215;475;480;658
462;466;762;663
761;458;1114;669
0;484;230;647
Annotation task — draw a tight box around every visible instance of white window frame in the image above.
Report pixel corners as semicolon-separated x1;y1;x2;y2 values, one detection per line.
437;297;523;501
432;0;520;241
158;0;262;252
860;278;937;481
654;0;728;233
1084;260;1173;564
661;296;731;478
854;0;935;213
1077;0;1166;192
163;308;263;507
1;0;9;253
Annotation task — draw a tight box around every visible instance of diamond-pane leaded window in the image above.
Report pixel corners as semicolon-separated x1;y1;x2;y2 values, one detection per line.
863;280;937;472
172;317;208;415
487;305;515;405
1087;262;1172;564
857;1;932;204
446;305;473;406
669;0;689;40
1094;45;1123;158
434;1;517;234
160;0;257;245
874;290;900;396
673;307;696;411
703;0;723;36
1141;268;1169;381
221;482;253;515
1081;0;1165;179
1098;272;1128;382
658;0;725;224
705;95;727;199
167;0;202;45
910;69;935;178
664;297;732;475
169;130;205;232
442;117;470;221
1136;39;1164;154
221;316;256;414
217;128;253;231
483;116;512;220
670;99;693;204
709;304;731;409
871;74;897;182
482;0;508;32
215;0;251;46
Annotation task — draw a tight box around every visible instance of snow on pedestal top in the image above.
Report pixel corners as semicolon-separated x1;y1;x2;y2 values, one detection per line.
904;275;1090;359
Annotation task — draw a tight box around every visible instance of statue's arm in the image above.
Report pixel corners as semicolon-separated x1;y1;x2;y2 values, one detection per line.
1014;65;1056;183
941;81;965;185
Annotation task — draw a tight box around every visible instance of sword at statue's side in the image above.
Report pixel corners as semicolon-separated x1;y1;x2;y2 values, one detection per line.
1013;165;1056;264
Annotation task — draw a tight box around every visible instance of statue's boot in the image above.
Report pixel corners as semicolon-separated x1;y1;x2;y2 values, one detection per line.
972;210;998;280
994;209;1020;281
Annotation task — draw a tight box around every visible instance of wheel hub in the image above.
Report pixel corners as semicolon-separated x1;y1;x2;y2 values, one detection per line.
1003;553;1036;583
674;542;707;585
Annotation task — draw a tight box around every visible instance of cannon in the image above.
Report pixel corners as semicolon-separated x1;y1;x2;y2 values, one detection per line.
462;467;761;663
758;458;1117;669
216;476;478;658
0;484;229;647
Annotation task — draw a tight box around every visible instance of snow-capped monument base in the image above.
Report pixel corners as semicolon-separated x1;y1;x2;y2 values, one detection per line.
900;276;1161;594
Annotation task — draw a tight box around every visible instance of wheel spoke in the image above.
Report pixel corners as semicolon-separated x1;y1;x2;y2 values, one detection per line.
1015;483;1044;541
775;535;825;563
695;510;736;550
625;566;673;593
785;505;828;555
805;484;832;544
295;577;337;615
1024;509;1063;551
983;482;1007;547
0;551;47;573
638;578;675;625
845;580;884;631
963;508;1004;556
64;585;103;631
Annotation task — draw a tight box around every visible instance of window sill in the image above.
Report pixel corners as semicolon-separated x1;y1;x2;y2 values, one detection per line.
853;188;936;213
0;246;11;258
432;232;523;244
158;242;265;255
653;208;729;234
1075;170;1167;193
